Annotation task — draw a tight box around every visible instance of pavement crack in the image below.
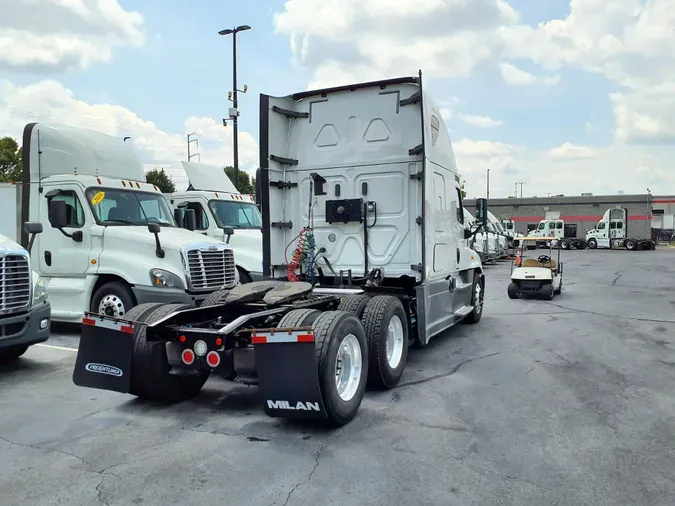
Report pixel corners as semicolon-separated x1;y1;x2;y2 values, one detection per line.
542;301;675;324
0;435;90;468
280;439;329;506
396;352;501;388
612;271;623;286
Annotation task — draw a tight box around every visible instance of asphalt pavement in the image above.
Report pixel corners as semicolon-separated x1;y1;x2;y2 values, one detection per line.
2;248;675;505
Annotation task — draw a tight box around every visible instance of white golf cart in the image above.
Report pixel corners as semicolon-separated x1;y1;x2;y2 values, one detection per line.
508;237;563;300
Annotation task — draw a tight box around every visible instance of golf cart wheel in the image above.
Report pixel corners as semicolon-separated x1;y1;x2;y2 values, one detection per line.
129;303;210;402
0;345;29;364
361;296;409;389
542;284;554;300
278;308;322;328
201;289;231;307
587;238;597;249
464;275;484;324
337;294;371;319
507;282;520;299
312;311;368;427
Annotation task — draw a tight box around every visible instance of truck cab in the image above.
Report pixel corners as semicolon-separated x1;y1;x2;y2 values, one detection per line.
169;161;264;283
17;123;239;323
487;210;508;258
0;220;50;362
585;208;626;248
527;212;564;247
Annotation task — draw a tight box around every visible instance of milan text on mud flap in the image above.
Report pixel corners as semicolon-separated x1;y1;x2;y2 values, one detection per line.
267;400;321;411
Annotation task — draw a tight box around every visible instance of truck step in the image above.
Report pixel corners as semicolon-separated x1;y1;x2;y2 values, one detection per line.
454;306;473;317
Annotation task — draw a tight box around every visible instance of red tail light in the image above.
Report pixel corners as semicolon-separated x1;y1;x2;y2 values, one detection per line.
206;351;220;368
182;349;195;365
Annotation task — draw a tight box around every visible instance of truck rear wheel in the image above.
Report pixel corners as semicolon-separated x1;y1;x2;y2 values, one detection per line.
91;281;136;318
129;303;210;402
312;311;368;427
360;296;409;389
278;308;322;328
337;294;371;318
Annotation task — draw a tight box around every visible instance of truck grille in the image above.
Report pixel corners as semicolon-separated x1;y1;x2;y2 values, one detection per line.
0;255;31;314
186;248;236;291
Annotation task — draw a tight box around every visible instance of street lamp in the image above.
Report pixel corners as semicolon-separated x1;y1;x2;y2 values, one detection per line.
219;24;251;191
486;168;490;200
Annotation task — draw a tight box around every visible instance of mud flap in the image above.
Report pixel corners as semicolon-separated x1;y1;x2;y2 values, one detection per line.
252;329;328;421
72;315;135;394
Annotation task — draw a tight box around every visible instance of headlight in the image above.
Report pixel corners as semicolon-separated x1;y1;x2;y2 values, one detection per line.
149;269;184;289
33;274;48;303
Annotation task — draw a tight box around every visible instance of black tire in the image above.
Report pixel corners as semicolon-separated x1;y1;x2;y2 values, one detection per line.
278;308;322;328
464;275;484;324
560;240;569;249
90;281;136;318
237;267;252;284
507;282;520;299
626;239;636;251
201;289;231;307
130;303;210;402
311;311;368;427
337;294;371;318
542;284;554;300
555;282;562;295
587;238;597;249
360;296;409;389
0;345;29;364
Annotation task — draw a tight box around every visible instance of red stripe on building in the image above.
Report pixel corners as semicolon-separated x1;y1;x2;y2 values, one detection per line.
510;215;652;222
653;200;675;204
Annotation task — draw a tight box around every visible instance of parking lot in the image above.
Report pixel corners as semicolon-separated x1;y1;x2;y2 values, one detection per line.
2;248;675;506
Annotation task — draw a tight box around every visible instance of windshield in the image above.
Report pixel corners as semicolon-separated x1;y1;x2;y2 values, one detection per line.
209;200;262;229
537;222;546;230
86;188;175;226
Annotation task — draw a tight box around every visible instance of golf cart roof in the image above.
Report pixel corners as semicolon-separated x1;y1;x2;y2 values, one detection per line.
519;237;558;241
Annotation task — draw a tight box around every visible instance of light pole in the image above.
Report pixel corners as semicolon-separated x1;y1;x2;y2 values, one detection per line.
187;132;199;161
219;24;251;191
486;168;490;200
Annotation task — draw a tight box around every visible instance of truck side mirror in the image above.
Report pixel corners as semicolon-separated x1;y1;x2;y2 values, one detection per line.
223;226;234;244
147;223;165;258
48;200;68;229
23;221;43;253
184;209;196;231
463;228;472;240
475;198;488;228
173;208;184;228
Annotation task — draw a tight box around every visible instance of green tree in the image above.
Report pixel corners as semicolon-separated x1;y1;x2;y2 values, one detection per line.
460;181;467;198
146;168;176;193
224;166;256;194
0;136;23;182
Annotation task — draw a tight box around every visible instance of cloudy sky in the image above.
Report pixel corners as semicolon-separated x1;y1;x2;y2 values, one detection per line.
1;0;673;196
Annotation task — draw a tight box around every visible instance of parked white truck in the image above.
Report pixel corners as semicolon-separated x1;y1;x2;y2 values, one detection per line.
585;207;655;250
72;72;490;428
487;210;508;258
0;218;50;362
168;161;264;283
8;123;239;323
464;208;497;263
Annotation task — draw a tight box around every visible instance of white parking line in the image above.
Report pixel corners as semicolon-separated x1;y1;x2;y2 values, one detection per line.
36;343;78;352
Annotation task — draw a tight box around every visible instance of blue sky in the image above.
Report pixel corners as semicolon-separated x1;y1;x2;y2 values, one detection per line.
1;0;673;196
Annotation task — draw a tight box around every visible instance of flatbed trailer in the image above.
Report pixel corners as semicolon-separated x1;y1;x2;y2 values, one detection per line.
72;72;489;427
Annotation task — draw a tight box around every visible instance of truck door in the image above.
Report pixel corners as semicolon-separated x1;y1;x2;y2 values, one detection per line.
554;221;564;238
596;221;609;247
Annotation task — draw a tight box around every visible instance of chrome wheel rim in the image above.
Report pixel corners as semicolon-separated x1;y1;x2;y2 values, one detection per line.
335;333;362;402
98;294;126;317
474;282;483;314
386;315;404;369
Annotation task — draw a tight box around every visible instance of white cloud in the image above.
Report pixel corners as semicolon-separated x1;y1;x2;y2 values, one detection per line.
0;0;145;72
0;80;258;191
548;142;598;160
610;82;675;144
457;113;503;128
275;0;519;89
499;62;559;86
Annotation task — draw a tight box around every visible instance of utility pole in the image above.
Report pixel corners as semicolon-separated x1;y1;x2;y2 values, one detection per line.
187;132;199;161
515;181;525;198
219;25;251;191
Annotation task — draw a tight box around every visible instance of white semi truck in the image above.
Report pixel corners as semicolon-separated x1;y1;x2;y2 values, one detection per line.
0;218;50;362
169;161;264;283
464;208;497;263
585;207;655;250
487;210;508;258
6;123;239;324
73;72;489;427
